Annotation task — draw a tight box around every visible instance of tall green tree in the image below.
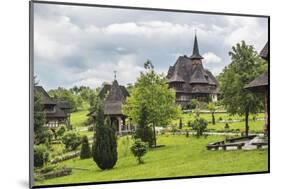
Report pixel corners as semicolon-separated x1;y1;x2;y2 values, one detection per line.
34;87;48;145
123;60;181;147
219;41;266;136
92;102;117;170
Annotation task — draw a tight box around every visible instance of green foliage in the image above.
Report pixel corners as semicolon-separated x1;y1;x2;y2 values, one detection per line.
48;87;78;112
56;126;66;138
134;105;154;147
35;135;268;186
179;118;183;129
218;41;266;135
62;131;81;151
189;117;208;137
80;136;91;159
120;136;131;157
130;139;148;164
93;103;117;170
188;99;199;109
34;144;49;168
225;123;230;129
34;88;48;145
123;60;181;146
207;102;216;125
135;126;154;147
48;86;99;112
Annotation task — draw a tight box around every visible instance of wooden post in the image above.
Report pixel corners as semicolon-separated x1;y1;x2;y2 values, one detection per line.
264;91;268;135
118;117;122;134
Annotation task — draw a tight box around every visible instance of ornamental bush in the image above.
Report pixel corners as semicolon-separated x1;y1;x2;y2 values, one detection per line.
80;136;91;159
62;131;81;151
134;126;154;147
189;117;208;137
130;139;147;164
56;126;66;138
34;144;49;168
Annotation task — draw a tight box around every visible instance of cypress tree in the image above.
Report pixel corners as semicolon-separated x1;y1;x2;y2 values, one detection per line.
92;103;117;170
80;135;91;159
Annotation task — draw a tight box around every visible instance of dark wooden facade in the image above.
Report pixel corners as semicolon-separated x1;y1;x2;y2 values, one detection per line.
167;35;219;109
90;80;131;134
35;86;71;128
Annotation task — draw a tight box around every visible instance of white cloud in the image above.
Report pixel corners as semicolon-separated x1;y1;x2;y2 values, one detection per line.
33;4;268;90
73;54;144;88
203;52;222;64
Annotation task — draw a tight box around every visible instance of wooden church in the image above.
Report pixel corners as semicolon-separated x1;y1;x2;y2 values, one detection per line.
166;35;219;109
90;75;132;135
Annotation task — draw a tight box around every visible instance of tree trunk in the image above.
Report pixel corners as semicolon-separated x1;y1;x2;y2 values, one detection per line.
245;109;249;136
212;112;215;125
152;124;157;147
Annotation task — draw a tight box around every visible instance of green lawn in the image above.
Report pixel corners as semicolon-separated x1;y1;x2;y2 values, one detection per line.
35;135;268;186
174;112;265;133
70;110;90;129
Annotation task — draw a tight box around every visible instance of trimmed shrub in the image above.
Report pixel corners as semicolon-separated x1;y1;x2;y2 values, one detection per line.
225;123;230;129
135;126;154;147
130;139;148;164
62;131;81;151
50;151;80;164
189;117;208;137
80;136;91;159
185;130;189;138
34;144;49;168
179;118;183;129
92;103;117;170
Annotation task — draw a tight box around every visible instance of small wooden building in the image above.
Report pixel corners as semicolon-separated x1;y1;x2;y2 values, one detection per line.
245;42;268;134
35;86;71;128
166;35;219;109
90;80;131;134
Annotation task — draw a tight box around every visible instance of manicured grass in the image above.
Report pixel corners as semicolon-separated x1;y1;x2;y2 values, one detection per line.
174;112;265;133
35;135;268;186
70;110;90;129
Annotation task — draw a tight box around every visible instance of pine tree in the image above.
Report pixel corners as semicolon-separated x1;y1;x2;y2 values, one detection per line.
80;136;91;159
92;103;117;170
34;86;48;144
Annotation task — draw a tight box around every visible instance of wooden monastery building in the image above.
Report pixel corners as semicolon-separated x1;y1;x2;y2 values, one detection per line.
35;86;71;128
166;35;219;109
90;78;131;134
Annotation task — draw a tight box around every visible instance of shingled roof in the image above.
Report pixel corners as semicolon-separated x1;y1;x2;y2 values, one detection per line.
244;42;269;92
35;86;68;119
189;63;208;84
167;60;185;83
46;105;67;118
104;80;129;116
190;35;204;60
259;42;268;60
244;71;268;92
35;86;56;105
166;34;219;95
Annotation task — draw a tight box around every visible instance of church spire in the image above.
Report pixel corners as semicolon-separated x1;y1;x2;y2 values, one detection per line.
190;34;204;60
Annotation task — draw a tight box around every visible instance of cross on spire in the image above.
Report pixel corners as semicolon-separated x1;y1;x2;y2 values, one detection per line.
114;70;117;80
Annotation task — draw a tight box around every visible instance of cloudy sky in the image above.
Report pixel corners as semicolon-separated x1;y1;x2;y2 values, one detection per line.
34;3;268;90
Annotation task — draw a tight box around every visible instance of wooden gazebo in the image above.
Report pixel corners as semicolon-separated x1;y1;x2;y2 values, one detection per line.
90;79;131;134
244;42;269;134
